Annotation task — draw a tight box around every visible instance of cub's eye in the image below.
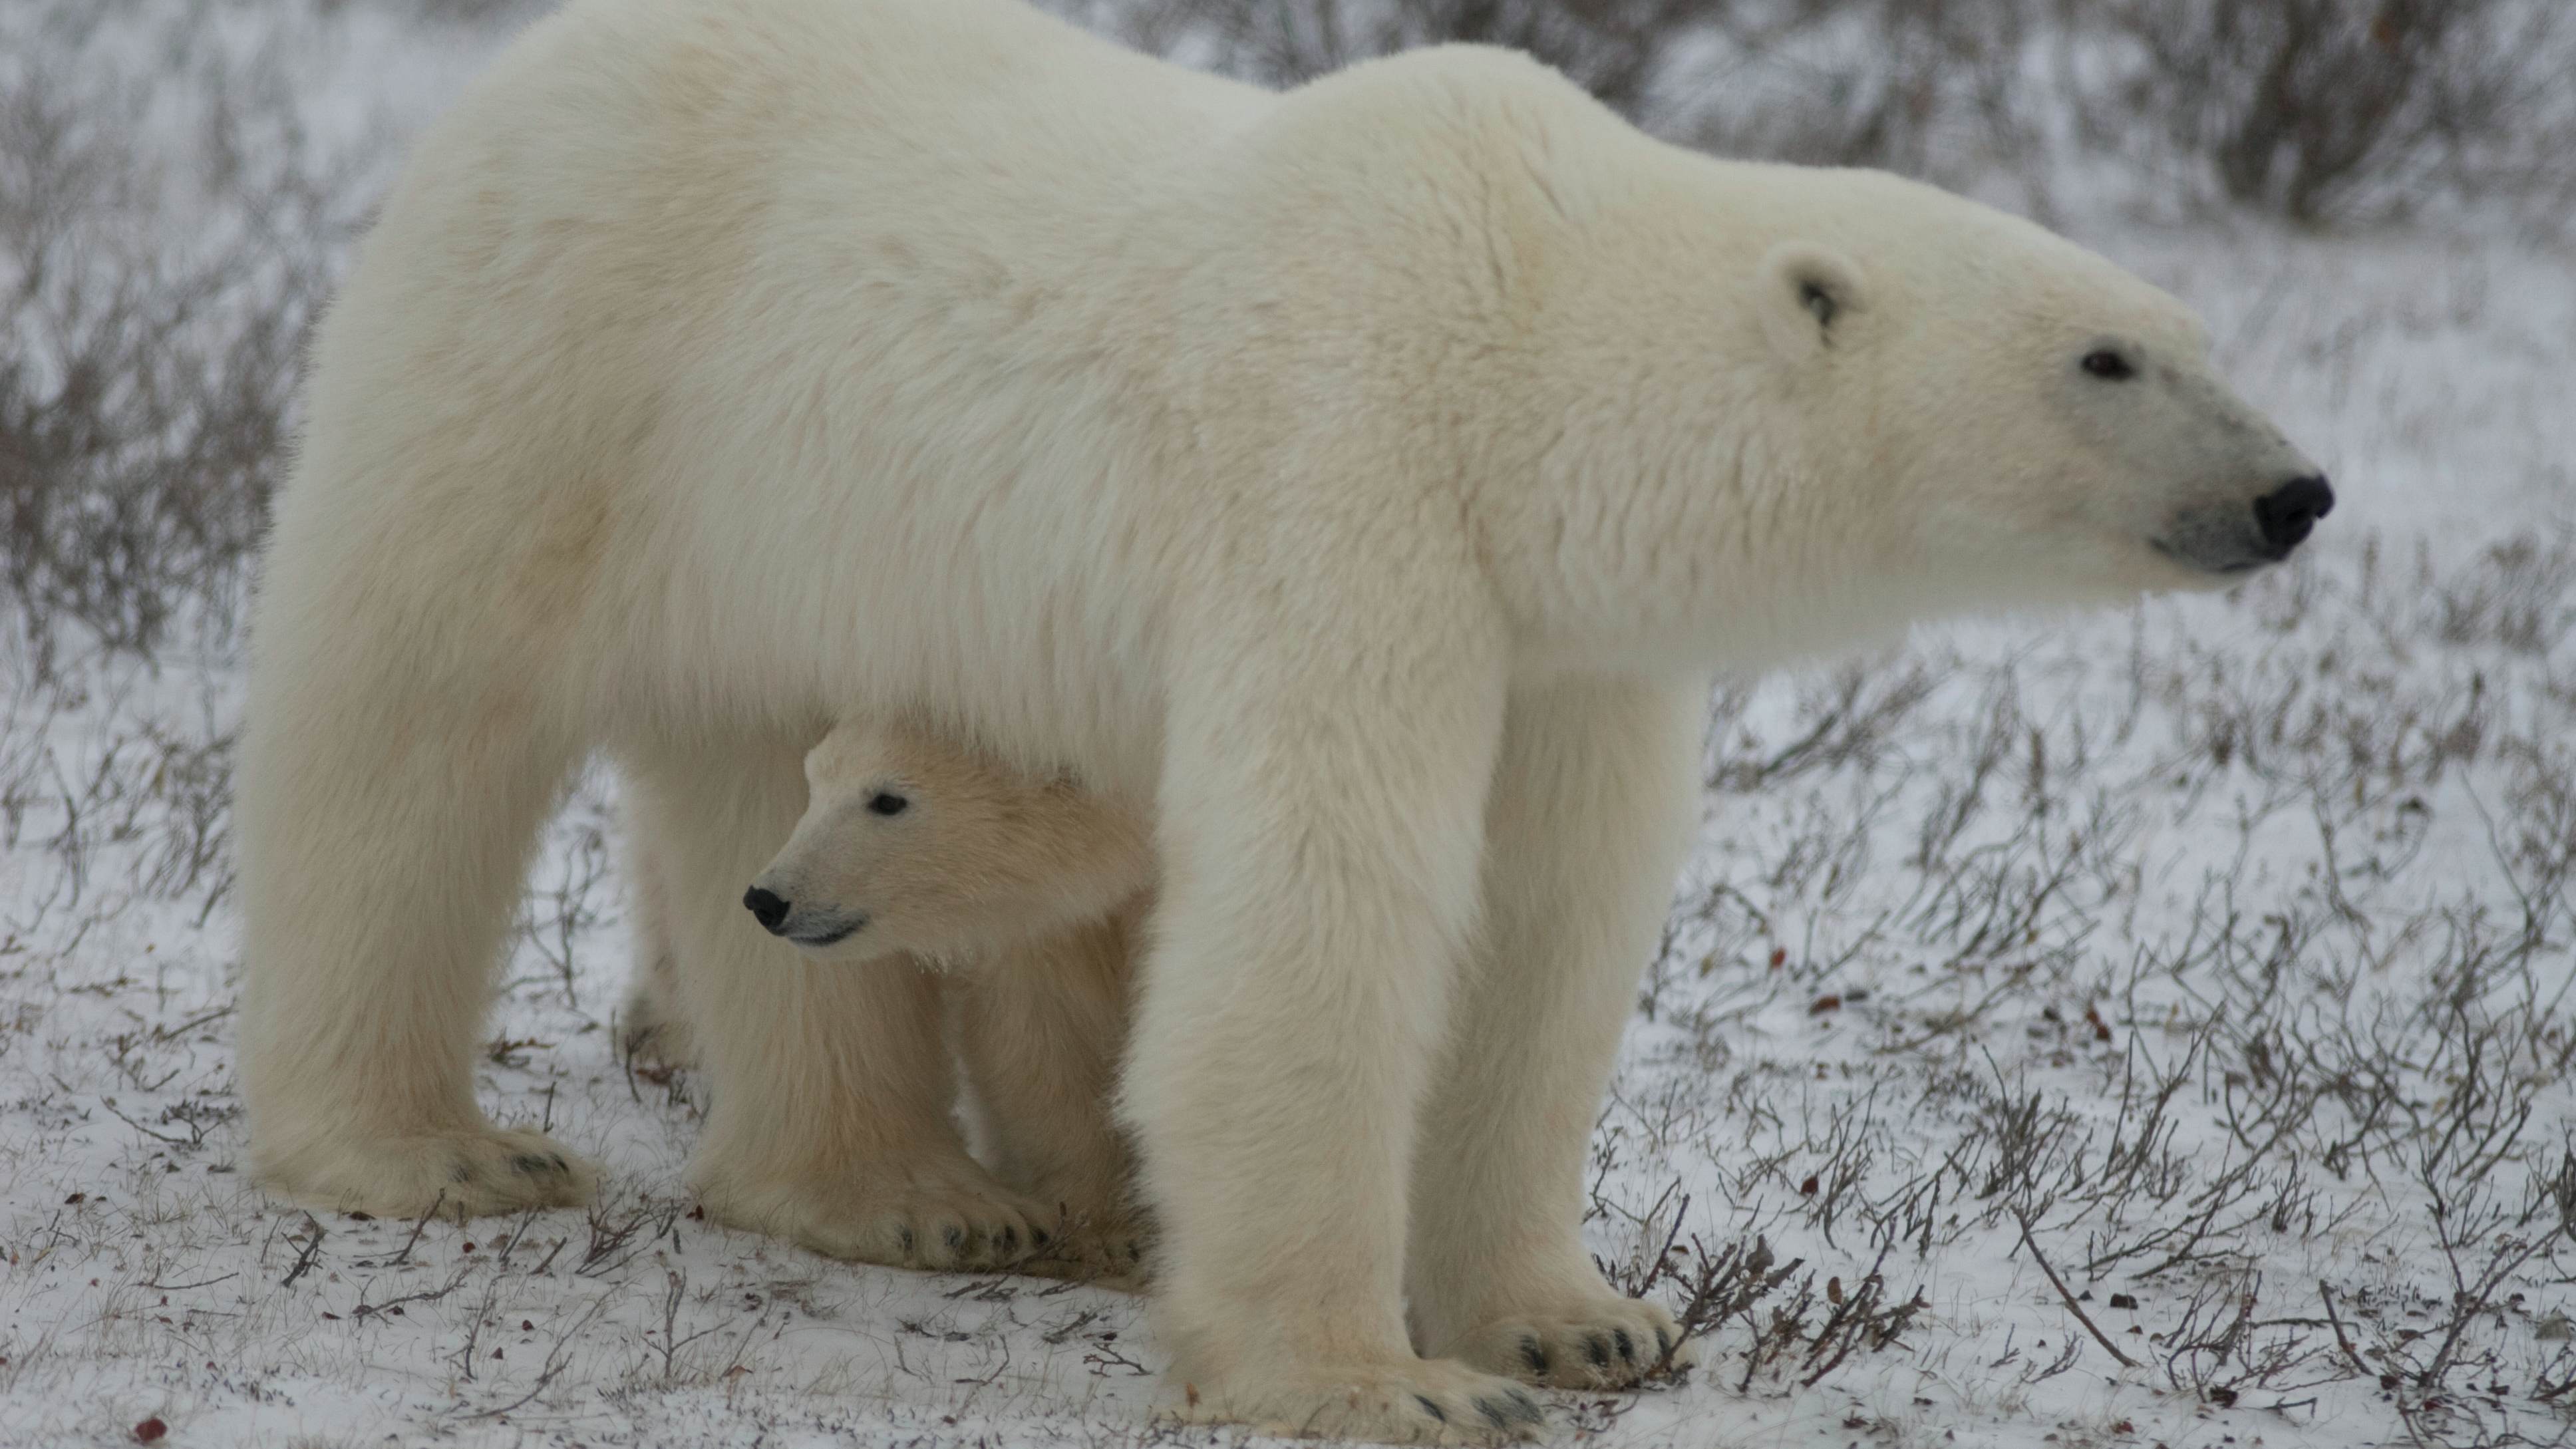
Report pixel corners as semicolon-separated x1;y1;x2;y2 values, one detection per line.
866;792;909;817
2082;349;2136;381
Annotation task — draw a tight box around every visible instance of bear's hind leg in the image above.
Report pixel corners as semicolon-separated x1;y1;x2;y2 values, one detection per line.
236;634;594;1218
627;740;1052;1272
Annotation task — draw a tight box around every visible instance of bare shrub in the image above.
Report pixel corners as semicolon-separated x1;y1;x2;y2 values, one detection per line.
0;2;373;670
1092;0;1714;115
321;0;544;23
1071;0;2048;180
1070;0;2576;222
1672;0;2049;181
2430;531;2576;655
2066;0;2576;224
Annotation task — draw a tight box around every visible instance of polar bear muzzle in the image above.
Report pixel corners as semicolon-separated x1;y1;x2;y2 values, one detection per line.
2156;471;2335;574
2251;474;2335;556
741;884;869;947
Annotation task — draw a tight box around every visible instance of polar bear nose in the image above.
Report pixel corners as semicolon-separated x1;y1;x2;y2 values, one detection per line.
742;886;791;933
2252;475;2334;558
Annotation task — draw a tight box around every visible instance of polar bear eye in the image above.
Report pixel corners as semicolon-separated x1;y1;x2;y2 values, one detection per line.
866;791;910;816
2081;349;2136;381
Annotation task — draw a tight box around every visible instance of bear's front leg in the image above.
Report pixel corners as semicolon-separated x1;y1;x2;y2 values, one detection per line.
1405;677;1709;1388
1124;603;1549;1442
625;741;1050;1271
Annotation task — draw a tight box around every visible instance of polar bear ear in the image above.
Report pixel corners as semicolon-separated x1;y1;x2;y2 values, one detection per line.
1757;243;1866;361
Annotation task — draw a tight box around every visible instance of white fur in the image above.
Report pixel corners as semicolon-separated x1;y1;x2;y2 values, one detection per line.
234;0;2319;1438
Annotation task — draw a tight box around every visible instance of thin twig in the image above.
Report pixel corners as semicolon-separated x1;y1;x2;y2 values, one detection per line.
141;1273;236;1293
279;1213;327;1288
389;1192;444;1267
2012;1209;2138;1369
2317;1280;2372;1379
100;1100;195;1146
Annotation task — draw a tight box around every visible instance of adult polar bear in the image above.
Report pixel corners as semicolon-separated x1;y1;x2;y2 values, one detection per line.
236;0;2329;1436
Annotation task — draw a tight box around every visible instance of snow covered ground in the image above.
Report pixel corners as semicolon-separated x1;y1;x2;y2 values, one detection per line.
3;5;2571;1447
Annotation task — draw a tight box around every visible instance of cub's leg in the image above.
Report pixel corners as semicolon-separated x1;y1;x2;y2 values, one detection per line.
954;905;1149;1284
1406;678;1708;1388
626;737;1049;1272
616;816;695;1068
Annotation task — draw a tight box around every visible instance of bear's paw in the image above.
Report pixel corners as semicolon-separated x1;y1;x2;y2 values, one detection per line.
1447;1293;1693;1390
1171;1356;1545;1444
700;1156;1055;1273
258;1126;597;1219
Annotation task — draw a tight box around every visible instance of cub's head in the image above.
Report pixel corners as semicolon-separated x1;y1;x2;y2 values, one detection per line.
743;721;1145;966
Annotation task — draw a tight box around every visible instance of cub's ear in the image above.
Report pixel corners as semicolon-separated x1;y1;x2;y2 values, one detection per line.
1757;243;1866;361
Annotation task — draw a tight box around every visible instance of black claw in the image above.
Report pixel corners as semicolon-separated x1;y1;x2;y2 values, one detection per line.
1614;1328;1636;1364
450;1163;474;1184
1520;1338;1549;1376
1585;1335;1610;1368
997;1226;1019;1255
1031;1225;1052;1248
1477;1398;1513;1429
1507;1390;1544;1424
1414;1394;1446;1423
943;1225;965;1251
550;1154;569;1172
510;1153;553;1176
897;1225;915;1255
1654;1327;1673;1363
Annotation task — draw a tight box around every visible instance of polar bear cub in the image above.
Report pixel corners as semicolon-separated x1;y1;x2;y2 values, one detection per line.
622;717;1151;1051
621;717;1153;1279
741;719;1154;965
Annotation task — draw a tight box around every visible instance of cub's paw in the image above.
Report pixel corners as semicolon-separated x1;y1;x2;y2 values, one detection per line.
1450;1294;1692;1390
616;983;695;1068
259;1126;596;1219
1175;1356;1546;1444
701;1157;1052;1273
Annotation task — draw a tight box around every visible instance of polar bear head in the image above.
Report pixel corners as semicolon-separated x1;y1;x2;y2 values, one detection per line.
742;720;1150;966
1742;185;2332;597
1440;119;2334;670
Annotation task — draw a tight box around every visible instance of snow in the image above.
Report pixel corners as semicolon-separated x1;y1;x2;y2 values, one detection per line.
2;5;2570;1447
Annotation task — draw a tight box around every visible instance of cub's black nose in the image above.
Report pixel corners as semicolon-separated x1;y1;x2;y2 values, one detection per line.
2253;474;2334;558
742;886;790;933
